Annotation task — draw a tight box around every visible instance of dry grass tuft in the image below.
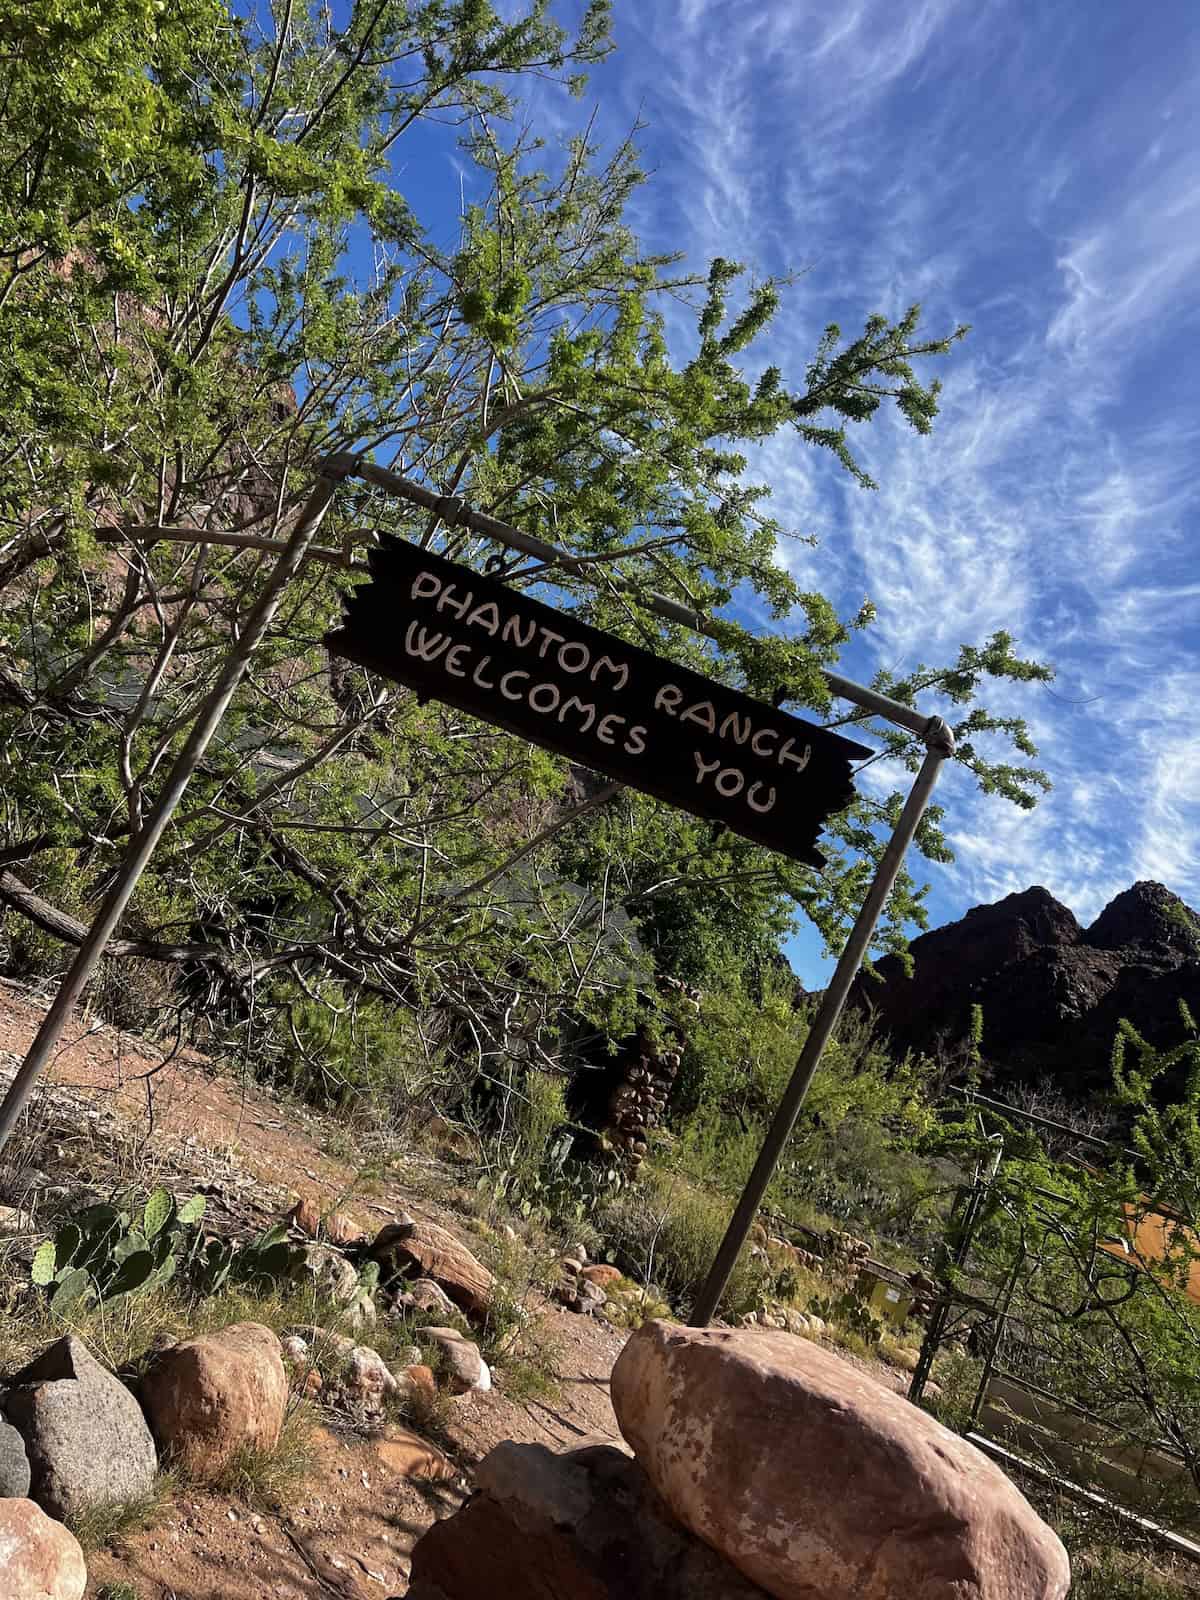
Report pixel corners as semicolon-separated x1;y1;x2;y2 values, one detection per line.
64;1471;177;1555
202;1400;319;1509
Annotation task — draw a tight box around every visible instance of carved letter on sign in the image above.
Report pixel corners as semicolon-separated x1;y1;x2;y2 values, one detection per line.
324;537;871;867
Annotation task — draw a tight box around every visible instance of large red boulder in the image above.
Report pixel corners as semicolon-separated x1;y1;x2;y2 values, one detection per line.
0;1497;87;1599
139;1321;288;1482
610;1321;1069;1600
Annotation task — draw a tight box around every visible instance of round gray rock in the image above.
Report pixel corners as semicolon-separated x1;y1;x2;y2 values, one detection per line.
0;1415;32;1496
5;1334;158;1519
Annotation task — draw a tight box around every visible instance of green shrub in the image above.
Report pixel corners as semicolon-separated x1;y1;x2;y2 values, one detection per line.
595;1168;768;1316
668;977;938;1252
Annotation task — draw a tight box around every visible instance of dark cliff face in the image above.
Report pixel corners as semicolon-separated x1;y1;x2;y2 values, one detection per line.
851;881;1200;1092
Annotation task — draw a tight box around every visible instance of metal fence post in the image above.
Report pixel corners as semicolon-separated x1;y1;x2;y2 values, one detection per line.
689;719;956;1326
0;474;342;1156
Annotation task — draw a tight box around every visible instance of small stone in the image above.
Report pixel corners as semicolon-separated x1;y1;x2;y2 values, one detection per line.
291;1196;366;1241
290;1242;361;1307
404;1365;438;1402
553;1280;580;1311
399;1278;457;1319
376;1428;458;1482
287;1324;355;1360
288;1195;323;1236
581;1264;622;1289
281;1335;311;1366
419;1328;491;1393
341;1345;399;1410
574;1279;607;1315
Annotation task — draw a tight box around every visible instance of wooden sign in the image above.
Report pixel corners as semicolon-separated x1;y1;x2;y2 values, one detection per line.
325;537;871;867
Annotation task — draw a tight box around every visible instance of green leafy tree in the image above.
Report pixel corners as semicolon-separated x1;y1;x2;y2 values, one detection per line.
0;0;1049;1110
943;1009;1200;1511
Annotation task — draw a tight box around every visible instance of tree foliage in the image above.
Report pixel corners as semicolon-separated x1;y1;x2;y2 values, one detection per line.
945;1009;1200;1510
0;0;1049;1109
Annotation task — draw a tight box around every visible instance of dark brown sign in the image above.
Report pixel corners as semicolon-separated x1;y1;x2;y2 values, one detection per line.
325;537;871;867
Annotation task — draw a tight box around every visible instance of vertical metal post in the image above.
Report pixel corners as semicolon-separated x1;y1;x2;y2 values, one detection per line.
0;474;341;1156
909;1129;1003;1402
969;1238;1025;1426
690;722;955;1325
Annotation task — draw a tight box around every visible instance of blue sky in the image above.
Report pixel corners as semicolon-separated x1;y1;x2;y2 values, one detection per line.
404;2;1200;981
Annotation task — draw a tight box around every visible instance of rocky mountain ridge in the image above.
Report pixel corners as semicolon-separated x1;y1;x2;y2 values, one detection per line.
852;880;1200;1094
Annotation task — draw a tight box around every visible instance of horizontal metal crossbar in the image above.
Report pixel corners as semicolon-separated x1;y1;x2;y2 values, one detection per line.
325;454;954;755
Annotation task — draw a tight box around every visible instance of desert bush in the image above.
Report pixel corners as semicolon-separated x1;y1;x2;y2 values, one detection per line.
668;976;939;1252
595;1167;769;1316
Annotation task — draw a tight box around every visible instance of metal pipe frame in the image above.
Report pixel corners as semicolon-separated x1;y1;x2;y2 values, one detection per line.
331;456;960;1325
1;456;958;1315
327;454;951;750
689;733;952;1323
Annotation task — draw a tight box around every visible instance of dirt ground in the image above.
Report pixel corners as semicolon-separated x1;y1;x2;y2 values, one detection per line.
0;979;630;1599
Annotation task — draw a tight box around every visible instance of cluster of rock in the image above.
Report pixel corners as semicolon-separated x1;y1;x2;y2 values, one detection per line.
287;1200;497;1332
0;1306;488;1598
0;1202;499;1597
263;1205;501;1414
602;1031;682;1168
812;1228;871;1267
553;1243;624;1314
409;1320;1071;1600
740;1304;828;1337
0;1323;288;1600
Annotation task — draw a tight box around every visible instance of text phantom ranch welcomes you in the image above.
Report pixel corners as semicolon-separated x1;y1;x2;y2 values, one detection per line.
325;537;870;868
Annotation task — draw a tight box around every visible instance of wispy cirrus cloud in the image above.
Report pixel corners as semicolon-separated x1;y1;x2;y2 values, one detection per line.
560;0;1200;956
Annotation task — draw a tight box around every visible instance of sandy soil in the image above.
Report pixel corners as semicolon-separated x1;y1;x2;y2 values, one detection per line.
0;979;630;1598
